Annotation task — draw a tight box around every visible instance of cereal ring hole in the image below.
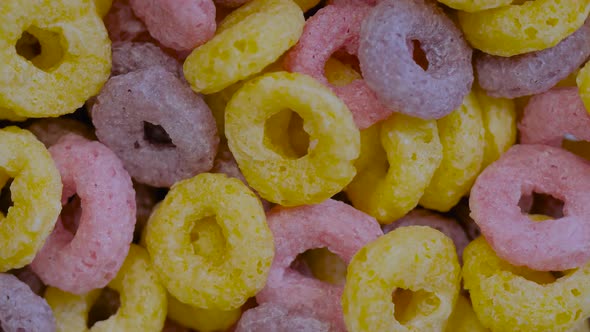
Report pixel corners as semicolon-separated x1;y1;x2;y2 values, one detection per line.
0;178;14;219
518;192;565;220
190;215;228;265
391;288;440;325
142;121;176;148
61;194;82;235
87;287;121;328
15;27;66;72
408;40;429;71
290;247;347;285
264;109;310;159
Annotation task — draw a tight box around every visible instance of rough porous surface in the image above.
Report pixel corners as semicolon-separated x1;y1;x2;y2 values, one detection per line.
0;273;56;332
130;0;216;51
93;67;219;187
383;209;469;261
359;0;473;119
236;303;330;332
519;87;590;146
470;144;590;271
257;199;382;331
111;42;183;77
31;134;136;294
476;19;590;98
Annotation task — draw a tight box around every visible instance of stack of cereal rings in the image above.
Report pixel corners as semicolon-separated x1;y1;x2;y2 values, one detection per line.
2;0;590;330
345;90;516;224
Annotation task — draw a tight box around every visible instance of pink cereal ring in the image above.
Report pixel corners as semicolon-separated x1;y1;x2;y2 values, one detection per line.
256;199;383;331
236;303;330;332
32;134;136;294
470;144;590;271
284;5;392;129
519;87;590;146
104;0;151;43
130;0;216;51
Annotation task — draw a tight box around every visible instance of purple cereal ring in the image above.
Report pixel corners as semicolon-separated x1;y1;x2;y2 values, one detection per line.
383;209;469;261
31;134;136;294
470;144;590;271
236;303;330;332
476;20;590;98
92;67;219;187
111;42;183;78
256;199;382;331
519;87;590;146
284;5;393;129
359;0;473;119
0;273;55;332
130;0;216;51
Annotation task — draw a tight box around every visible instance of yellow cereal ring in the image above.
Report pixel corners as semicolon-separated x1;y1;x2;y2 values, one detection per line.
463;237;590;332
420;92;485;212
342;226;461;332
475;89;517;169
203;57;286;140
45;245;167;332
226;71;360;206
346;115;443;224
436;0;511;13
0;0;111;119
445;295;489;332
577;61;590;115
183;0;304;94
0;127;61;272
458;0;590;56
167;294;241;332
93;0;113;17
145;173;274;309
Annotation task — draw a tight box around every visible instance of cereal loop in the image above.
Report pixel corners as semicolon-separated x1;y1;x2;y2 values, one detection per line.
346;114;442;224
129;0;216;51
419;92;485;212
0;0;111;118
32;134;136;294
0;127;62;272
342;226;461;331
236;303;331;332
470;144;590;271
476;19;590;98
519;87;590;146
146;173;274;310
45;245;167;332
463;237;590;332
257;199;383;331
183;0;305;94
92;67;219;188
383;209;470;262
0;273;55;332
359;0;474;119
285;5;392;129
458;0;590;56
226;71;360;206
